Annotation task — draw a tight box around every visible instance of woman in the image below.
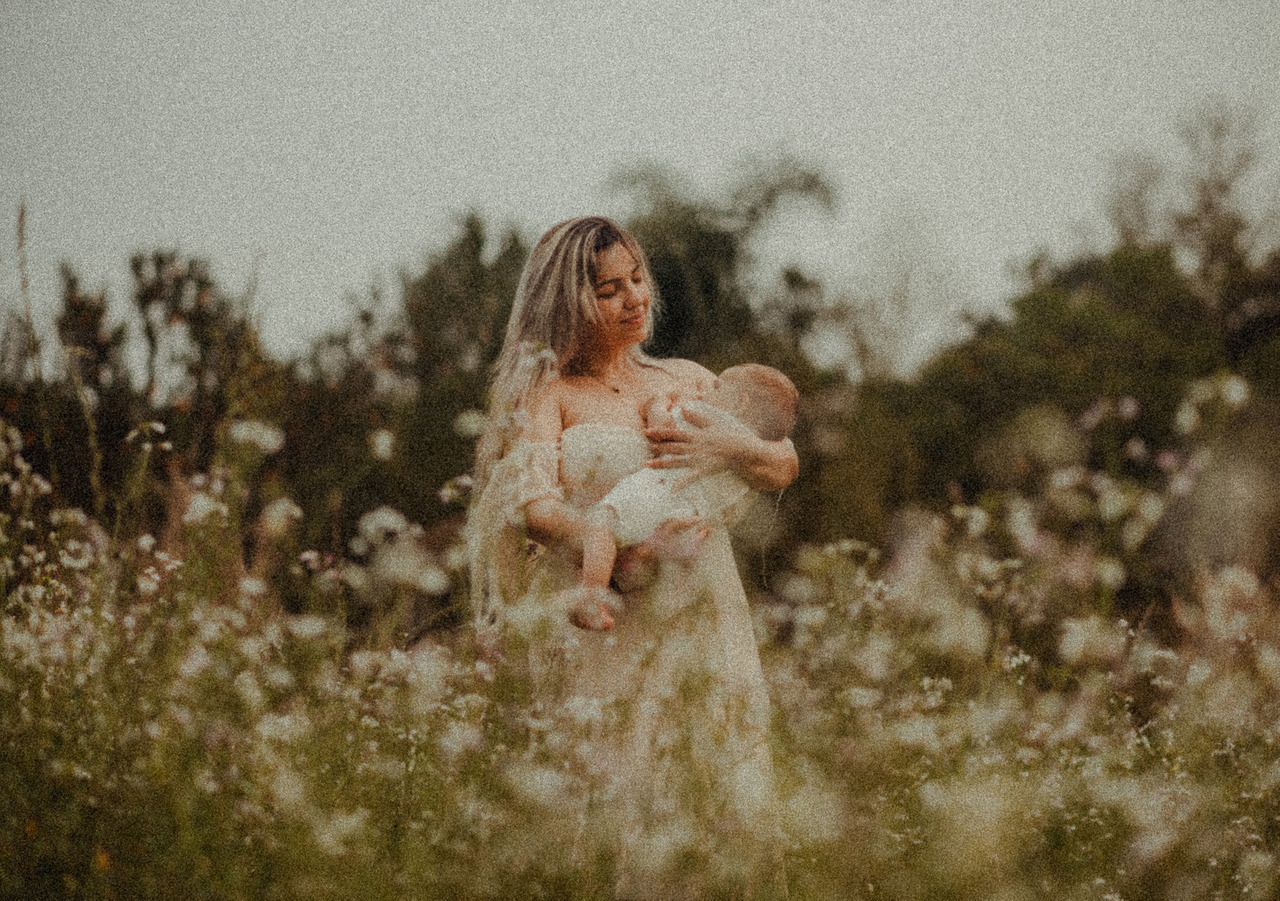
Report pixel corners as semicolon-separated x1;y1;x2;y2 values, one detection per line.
467;216;797;891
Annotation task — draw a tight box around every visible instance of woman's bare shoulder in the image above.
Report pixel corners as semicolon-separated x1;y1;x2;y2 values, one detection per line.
524;379;568;441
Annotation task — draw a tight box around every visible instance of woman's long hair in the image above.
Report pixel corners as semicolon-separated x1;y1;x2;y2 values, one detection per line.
472;216;660;497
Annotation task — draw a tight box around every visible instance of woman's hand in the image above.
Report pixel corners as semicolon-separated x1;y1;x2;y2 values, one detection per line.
612;514;710;591
644;402;798;493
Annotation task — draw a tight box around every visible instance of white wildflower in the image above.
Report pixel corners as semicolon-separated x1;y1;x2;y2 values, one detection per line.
178;645;212;680
955;505;990;537
1220;374;1250;409
438;474;474;505
1078;398;1110;431
263;665;294;691
1006;497;1040;553
894;716;941;752
137;533;156;553
260;497;303;537
1186;659;1211;687
778;574;818;605
369;428;394;461
312;809;368;857
506;760;573;810
340;563;369;595
562;696;606;726
1137;492;1165;522
137;569;161;595
437;720;482;762
286;615;329;641
843;687;882;710
239;576;267;598
182;492;228;526
1095;557;1126;590
1059;616;1125;665
49;508;88;527
196;619;224;645
257;711;313;744
373;538;450;595
452;409;487;438
357;506;409;547
348;650;380;682
1123;436;1148;461
793;604;828;631
233;671;264;710
58;539;94;571
1121;519;1150;551
1174;402;1199;435
229;419;284;454
407;644;450;712
854;633;894;682
270;765;307;811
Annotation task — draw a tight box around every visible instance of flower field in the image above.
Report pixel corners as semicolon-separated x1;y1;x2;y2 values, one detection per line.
3;372;1279;901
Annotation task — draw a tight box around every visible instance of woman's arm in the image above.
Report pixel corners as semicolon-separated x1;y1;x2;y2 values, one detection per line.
645;402;798;492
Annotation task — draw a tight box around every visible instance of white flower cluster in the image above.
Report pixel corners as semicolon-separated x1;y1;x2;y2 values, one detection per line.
229;419;285;454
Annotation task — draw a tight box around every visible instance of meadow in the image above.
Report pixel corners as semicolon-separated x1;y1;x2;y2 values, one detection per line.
4;126;1280;897
3;372;1277;900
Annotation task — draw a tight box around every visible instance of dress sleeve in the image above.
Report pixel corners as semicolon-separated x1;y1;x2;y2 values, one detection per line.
466;437;564;631
510;439;564;516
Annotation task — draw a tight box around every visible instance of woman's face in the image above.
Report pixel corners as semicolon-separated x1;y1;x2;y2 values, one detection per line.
591;242;650;351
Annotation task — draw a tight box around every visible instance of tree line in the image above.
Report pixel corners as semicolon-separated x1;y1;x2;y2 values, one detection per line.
3;112;1277;636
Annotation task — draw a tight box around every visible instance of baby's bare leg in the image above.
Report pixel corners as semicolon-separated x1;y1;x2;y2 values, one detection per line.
566;507;622;631
581;520;617;590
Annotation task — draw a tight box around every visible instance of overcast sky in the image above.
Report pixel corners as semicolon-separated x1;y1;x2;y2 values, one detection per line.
3;0;1278;368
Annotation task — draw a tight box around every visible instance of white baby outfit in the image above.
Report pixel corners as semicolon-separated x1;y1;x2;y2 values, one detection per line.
595;403;751;547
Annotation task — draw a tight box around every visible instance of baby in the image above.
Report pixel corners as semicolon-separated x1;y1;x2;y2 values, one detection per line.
564;363;799;630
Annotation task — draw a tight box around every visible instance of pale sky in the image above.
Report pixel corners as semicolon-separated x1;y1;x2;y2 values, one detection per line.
3;0;1278;369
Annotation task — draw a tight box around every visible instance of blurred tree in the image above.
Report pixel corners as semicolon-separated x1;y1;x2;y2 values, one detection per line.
833;109;1280;625
130;251;281;473
397;213;527;518
55;265;129;394
615;158;835;366
54;266;138;519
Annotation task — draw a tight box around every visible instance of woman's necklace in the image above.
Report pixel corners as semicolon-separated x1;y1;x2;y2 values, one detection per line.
592;365;630;394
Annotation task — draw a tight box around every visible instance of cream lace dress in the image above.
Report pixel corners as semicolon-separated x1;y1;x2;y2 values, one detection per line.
468;422;782;889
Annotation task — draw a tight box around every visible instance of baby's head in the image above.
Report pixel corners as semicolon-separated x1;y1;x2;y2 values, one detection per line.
707;364;798;441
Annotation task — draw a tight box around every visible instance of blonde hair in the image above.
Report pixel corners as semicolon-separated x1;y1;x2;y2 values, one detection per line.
473;216;660;495
716;363;799;442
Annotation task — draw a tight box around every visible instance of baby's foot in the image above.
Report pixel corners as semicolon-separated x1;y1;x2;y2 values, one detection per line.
557;586;622;631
